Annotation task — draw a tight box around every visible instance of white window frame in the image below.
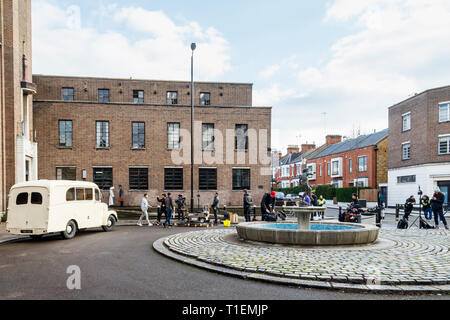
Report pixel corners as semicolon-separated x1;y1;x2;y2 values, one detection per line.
438;134;450;155
330;157;343;178
439;102;450;123
402;141;411;160
402;112;411;131
358;156;367;172
306;163;316;180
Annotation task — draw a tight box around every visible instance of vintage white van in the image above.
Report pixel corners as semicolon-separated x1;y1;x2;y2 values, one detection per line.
6;180;118;240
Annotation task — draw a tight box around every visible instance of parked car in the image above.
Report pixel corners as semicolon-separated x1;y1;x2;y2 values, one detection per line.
275;192;285;201
285;194;299;201
6;180;118;240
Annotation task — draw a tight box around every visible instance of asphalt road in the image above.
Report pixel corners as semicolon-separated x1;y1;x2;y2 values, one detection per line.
0;210;446;300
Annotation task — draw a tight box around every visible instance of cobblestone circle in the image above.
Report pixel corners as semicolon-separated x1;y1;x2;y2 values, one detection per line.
162;227;450;289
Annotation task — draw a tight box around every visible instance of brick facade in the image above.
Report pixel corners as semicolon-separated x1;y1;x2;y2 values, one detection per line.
33;76;271;207
388;86;450;169
0;0;36;214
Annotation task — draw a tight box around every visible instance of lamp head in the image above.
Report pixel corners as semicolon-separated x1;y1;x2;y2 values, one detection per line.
191;43;196;51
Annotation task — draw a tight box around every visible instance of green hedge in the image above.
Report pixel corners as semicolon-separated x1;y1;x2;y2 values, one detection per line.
314;185;336;200
274;185;374;202
273;185;308;195
335;187;372;202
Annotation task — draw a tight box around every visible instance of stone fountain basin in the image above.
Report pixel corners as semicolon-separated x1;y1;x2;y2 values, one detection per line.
236;221;379;246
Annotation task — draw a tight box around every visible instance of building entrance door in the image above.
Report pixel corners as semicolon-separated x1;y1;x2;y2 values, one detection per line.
438;181;450;208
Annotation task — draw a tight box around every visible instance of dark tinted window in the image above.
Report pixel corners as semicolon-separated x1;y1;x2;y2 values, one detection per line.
66;188;75;201
16;192;28;205
95;189;100;201
199;168;217;190
93;168;113;190
129;168;148;190
232;168;250;190
164;168;183;190
31;192;43;204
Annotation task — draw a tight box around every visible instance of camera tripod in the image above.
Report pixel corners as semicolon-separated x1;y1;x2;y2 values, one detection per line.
409;186;423;229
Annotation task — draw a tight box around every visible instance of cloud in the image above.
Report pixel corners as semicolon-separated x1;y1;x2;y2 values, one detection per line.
31;1;231;81
259;64;280;79
261;0;450;150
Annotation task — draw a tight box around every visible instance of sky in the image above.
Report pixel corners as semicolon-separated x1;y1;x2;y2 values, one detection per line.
31;0;450;153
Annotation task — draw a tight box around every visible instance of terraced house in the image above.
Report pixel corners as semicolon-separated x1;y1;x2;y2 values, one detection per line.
305;130;388;193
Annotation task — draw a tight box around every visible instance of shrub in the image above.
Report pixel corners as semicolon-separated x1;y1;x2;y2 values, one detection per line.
336;187;372;202
314;185;336;200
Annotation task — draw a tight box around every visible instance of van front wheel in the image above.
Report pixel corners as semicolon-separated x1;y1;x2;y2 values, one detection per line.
102;215;116;232
62;220;77;239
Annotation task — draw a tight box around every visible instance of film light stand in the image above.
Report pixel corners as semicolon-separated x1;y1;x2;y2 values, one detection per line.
409;186;423;229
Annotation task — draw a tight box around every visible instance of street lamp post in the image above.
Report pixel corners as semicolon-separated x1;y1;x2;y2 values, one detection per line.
190;43;196;214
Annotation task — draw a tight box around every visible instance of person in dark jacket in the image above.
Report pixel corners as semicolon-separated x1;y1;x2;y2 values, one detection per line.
212;192;219;224
431;188;448;230
349;193;361;209
421;195;432;220
261;191;277;221
156;194;166;224
175;194;185;220
118;185;125;207
243;190;253;222
404;195;416;220
163;193;174;228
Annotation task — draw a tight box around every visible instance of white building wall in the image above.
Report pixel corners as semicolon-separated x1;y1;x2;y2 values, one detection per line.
387;162;450;206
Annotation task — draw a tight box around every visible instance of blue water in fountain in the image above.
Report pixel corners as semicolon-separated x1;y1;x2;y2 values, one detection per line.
256;223;358;231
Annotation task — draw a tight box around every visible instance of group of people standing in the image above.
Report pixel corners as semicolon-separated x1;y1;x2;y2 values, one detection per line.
138;193;176;228
405;188;448;230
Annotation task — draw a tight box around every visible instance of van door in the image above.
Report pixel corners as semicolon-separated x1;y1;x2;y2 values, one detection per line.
8;188;49;232
92;188;105;227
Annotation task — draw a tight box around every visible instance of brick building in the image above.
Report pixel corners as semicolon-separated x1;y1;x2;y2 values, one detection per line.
33;75;272;206
273;144;316;189
387;86;450;207
306;130;388;190
0;0;37;216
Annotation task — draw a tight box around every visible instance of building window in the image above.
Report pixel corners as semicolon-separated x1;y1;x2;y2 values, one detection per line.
327;163;330;176
349;158;352;173
56;167;76;180
199;168;217;190
200;92;211;105
167;91;178;105
397;175;416;184
439;135;450;155
232;168;250;190
167;123;180;150
235;124;248;151
164;168;183;190
439;103;450;122
58;120;72;148
402;142;411;160
202;123;214;151
332;161;339;176
98;89;110;102
93;168;113;190
96;121;109;148
62;87;74;101
132;122;145;149
358;156;367;172
402;113;411;131
129;168;148;190
133;90;144;103
319;164;322;177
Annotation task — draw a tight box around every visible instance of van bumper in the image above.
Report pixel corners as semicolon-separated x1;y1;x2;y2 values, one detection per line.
6;228;47;235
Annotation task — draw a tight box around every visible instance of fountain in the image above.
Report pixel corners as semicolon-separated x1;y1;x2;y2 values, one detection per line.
236;169;379;246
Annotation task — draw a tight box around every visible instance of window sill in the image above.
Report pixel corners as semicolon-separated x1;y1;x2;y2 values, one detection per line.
96;147;111;150
58;146;72;149
131;148;146;151
235;149;248;152
402;129;411;133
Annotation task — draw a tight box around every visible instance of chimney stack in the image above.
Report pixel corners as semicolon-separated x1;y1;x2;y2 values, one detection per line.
325;135;342;145
301;144;316;153
286;145;300;154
